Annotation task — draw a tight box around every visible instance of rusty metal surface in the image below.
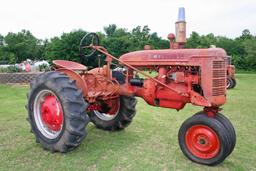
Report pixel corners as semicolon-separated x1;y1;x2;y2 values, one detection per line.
119;48;227;66
53;60;87;70
54;40;228;111
82;73;119;103
57;67;120;103
56;68;88;96
90;45;227;108
175;21;186;44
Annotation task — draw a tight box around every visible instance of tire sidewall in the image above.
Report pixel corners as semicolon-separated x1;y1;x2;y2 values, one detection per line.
227;77;233;89
231;78;236;88
215;113;236;156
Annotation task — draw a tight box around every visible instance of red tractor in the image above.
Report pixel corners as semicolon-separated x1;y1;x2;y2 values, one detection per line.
225;56;237;89
26;9;235;166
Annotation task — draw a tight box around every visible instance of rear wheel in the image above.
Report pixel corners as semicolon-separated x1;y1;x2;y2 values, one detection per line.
227;76;234;89
27;71;90;152
230;78;236;89
178;114;230;165
88;96;137;131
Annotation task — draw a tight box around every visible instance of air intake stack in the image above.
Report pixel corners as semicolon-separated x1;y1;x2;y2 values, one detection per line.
175;7;187;48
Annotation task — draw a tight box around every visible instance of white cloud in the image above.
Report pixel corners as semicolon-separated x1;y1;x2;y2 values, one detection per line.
0;0;255;39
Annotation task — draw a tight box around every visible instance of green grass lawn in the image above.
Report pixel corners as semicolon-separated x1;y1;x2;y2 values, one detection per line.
0;74;256;171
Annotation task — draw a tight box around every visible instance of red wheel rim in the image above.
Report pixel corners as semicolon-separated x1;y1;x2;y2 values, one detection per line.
34;90;64;139
41;95;63;131
89;98;120;121
185;125;220;159
104;99;120;115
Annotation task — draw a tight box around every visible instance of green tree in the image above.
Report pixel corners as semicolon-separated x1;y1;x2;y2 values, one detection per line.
239;29;253;40
0;34;4;63
185;32;201;48
0;25;253;70
101;26;131;57
186;32;217;48
243;38;256;69
200;33;217;48
104;24;117;37
0;34;4;46
43;30;94;65
44;30;108;68
3;30;41;63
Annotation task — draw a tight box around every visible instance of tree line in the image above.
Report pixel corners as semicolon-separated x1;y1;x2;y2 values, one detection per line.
0;24;255;70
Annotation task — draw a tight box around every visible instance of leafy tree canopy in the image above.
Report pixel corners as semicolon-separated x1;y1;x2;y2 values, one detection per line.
0;27;255;70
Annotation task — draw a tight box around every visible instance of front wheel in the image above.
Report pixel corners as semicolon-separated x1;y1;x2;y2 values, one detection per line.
88;96;137;131
178;114;231;165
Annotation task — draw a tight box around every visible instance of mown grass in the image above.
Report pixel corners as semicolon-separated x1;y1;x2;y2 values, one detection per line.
0;74;256;171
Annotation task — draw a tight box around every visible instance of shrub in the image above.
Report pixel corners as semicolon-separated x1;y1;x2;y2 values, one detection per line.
38;64;50;72
0;65;22;73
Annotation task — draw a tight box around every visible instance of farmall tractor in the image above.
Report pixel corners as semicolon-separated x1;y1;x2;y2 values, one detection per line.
26;8;235;166
225;56;237;89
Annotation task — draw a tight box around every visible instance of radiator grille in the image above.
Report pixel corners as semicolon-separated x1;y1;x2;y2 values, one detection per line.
212;61;226;96
212;87;225;96
212;71;225;78
213;61;225;68
213;78;226;87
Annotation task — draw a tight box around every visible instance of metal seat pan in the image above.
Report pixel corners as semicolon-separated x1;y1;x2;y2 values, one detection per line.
53;60;87;71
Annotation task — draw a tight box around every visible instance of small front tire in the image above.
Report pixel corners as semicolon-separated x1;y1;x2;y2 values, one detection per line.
215;113;236;156
178;114;230;165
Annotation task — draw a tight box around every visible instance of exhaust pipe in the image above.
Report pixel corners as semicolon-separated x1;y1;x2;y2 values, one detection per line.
175;7;187;47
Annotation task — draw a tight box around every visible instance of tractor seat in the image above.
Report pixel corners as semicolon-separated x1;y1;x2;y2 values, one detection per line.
53;60;87;71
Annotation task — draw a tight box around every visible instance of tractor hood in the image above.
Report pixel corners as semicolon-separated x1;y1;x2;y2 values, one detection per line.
119;48;227;66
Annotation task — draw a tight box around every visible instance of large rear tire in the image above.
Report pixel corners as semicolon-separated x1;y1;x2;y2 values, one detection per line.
230;78;236;89
178;114;230;165
27;71;90;152
227;76;234;89
88;96;137;131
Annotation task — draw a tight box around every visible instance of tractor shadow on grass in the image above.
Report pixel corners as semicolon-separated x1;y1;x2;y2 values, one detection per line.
64;123;144;157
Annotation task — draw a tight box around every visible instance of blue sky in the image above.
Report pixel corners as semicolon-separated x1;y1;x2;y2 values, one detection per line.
0;0;255;39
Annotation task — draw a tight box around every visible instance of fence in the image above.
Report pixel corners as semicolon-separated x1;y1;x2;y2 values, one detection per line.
0;72;41;84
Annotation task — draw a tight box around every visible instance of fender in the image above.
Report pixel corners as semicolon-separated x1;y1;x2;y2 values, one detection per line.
56;68;88;97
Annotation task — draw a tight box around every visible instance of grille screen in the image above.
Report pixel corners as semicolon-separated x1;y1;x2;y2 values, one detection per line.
224;56;231;65
212;61;226;96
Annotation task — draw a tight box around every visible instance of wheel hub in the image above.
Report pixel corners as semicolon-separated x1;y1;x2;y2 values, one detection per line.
41;95;63;131
185;125;220;159
91;98;120;121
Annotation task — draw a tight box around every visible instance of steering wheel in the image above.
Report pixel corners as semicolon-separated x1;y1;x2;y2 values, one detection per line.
79;32;99;58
